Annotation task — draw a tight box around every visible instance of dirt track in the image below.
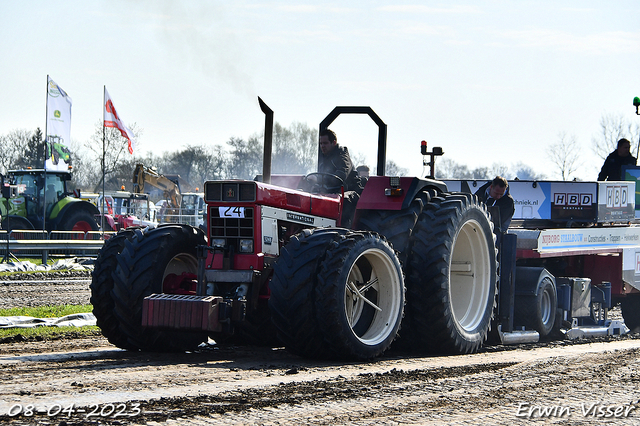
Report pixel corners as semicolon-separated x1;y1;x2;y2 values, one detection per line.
1;273;640;425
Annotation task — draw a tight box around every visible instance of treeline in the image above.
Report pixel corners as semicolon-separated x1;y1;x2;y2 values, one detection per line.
2;112;637;190
0;122;322;193
434;158;545;181
0;120;411;193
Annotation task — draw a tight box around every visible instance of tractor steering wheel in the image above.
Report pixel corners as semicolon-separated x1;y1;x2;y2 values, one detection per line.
298;172;344;194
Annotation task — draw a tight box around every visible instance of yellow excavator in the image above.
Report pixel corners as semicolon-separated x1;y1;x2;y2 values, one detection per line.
132;164;182;214
132;164;205;230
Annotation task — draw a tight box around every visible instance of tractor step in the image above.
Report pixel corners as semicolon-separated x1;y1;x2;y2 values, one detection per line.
142;294;223;332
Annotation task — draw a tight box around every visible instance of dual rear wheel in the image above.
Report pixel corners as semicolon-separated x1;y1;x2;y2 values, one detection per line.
270;230;404;360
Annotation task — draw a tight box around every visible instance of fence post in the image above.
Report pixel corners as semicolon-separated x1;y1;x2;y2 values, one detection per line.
43;232;49;265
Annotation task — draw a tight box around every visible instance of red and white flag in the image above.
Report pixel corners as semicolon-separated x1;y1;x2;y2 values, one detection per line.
103;88;136;154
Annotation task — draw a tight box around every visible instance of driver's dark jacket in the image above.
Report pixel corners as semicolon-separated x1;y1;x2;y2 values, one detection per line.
318;145;362;192
474;182;515;233
597;150;637;181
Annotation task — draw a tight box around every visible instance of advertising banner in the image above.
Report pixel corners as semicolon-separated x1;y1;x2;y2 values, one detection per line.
45;76;72;171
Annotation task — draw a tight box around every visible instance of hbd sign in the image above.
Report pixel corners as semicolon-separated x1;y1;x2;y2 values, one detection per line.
606;186;628;208
553;193;592;206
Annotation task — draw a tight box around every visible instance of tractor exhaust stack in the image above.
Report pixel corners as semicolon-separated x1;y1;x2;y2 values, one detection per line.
258;97;273;184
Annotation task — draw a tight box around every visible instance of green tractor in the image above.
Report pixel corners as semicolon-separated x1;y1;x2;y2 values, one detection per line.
1;169;100;233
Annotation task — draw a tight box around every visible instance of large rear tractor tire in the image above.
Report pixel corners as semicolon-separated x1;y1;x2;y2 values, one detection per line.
269;228;350;358
57;208;99;233
111;224;208;351
90;229;138;349
405;192;497;354
357;192;428;264
315;232;404;360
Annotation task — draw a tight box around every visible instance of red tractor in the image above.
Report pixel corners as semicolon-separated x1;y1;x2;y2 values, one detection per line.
91;100;497;360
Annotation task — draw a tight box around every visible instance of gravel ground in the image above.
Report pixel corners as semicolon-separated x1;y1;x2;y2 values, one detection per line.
1;271;639;426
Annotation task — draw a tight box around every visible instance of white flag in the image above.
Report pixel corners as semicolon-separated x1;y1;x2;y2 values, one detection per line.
104;88;135;154
45;76;73;171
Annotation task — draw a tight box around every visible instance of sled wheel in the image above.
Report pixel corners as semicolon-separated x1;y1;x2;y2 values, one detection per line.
405;192;497;354
90;228;138;349
315;231;404;360
523;277;557;337
111;224;208;351
621;295;640;333
269;227;350;358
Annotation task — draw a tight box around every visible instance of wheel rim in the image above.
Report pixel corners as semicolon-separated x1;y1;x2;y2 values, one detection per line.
540;286;552;325
344;247;403;346
72;220;93;233
449;219;492;333
162;253;199;294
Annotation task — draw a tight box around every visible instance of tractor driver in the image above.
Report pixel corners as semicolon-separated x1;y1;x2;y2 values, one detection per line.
318;129;363;227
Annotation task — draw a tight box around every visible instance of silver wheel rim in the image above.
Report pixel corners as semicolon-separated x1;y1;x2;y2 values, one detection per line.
449;219;492;333
541;286;552;325
344;248;403;346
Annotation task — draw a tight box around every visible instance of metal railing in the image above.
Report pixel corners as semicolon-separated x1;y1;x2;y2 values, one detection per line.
0;230;116;263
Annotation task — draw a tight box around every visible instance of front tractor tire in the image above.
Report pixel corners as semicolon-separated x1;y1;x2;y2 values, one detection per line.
90;229;139;349
316;232;405;360
405;192;497;354
269;228;350;358
110;224;208;351
270;230;404;360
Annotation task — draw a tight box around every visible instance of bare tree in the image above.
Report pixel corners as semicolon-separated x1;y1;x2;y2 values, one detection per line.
434;158;471;179
384;160;409;177
512;162;546;180
490;163;511;180
592;113;640;160
0;129;32;173
83;120;143;191
548;132;581;180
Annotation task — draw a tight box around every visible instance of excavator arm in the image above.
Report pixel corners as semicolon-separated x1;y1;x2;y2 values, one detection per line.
132;164;182;209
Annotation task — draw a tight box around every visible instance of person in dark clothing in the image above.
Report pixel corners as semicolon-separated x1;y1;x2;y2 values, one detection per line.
317;129;362;227
475;176;515;233
597;138;636;181
318;129;362;192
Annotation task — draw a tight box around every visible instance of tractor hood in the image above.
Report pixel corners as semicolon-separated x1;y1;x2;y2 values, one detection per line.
204;180;341;220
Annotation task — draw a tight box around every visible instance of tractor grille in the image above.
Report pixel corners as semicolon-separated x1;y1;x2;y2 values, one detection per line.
205;182;256;202
209;207;254;252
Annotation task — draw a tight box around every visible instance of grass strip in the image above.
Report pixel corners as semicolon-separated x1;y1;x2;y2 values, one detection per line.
0;304;99;341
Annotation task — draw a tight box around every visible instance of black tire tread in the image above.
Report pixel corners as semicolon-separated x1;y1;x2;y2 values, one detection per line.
269;228;349;357
315;231;404;360
90;229;138;349
111;224;207;351
404;192;497;354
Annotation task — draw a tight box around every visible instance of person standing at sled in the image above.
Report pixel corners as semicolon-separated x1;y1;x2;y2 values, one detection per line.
318;129;363;227
475;176;515;233
598;138;637;181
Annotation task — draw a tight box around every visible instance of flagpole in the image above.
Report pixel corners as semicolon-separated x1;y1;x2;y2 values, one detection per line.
102;86;106;235
43;76;49;232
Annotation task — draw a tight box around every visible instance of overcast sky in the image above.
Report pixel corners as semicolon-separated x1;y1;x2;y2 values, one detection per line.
2;1;639;181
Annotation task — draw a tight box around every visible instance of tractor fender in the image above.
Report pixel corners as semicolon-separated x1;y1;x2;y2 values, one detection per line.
48;198;100;230
405;178;447;209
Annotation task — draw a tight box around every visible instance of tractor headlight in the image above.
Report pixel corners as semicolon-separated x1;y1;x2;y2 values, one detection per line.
239;239;254;253
210;238;225;248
